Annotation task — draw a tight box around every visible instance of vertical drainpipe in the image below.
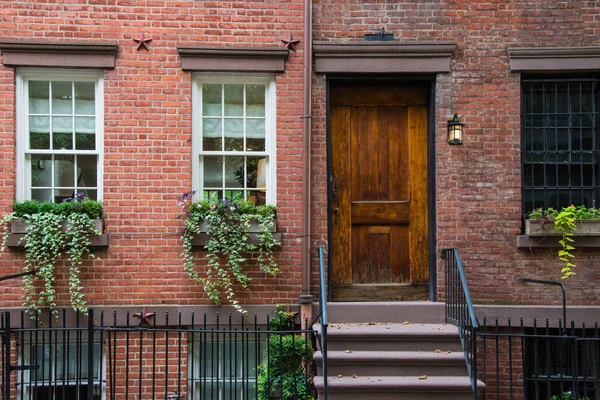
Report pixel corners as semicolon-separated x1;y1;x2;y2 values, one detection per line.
300;0;314;308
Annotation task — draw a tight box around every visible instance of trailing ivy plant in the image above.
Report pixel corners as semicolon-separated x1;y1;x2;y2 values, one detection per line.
179;192;279;313
528;205;600;279
0;196;102;316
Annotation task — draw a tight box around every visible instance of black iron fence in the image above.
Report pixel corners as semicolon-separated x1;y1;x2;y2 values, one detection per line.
478;317;600;400
442;248;600;400
0;309;316;400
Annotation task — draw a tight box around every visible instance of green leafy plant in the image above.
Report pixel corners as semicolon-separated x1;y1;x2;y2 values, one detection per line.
550;391;590;400
1;196;102;316
256;306;315;400
528;205;600;279
179;192;279;313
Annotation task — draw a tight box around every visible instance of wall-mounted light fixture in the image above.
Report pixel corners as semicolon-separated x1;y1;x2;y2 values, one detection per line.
447;113;464;145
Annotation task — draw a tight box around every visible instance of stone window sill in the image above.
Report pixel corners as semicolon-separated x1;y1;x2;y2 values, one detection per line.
516;235;600;248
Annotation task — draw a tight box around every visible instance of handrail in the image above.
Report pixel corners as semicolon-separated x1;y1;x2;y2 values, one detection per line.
441;247;479;397
318;246;328;400
443;248;479;329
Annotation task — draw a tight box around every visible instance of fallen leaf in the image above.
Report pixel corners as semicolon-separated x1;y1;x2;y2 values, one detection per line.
402;321;410;325
419;375;427;380
434;349;441;353
337;374;343;378
345;350;352;353
352;374;358;378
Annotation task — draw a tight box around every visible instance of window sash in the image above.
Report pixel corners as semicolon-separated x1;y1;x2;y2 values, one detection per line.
16;69;104;202
192;75;276;206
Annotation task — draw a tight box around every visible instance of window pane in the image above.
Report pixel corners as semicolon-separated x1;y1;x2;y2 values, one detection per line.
533;164;545;187
224;119;243;151
247;157;267;189
31;189;52;202
202;84;222;116
203;156;222;188
248;190;266;205
531;84;543;113
29;81;49;114
54;155;75;187
53;116;73;150
31;155;52;187
225;190;244;201
583;165;594;186
75;82;95;115
203;118;222;137
204;190;220;202
29;116;50;149
571;164;582;186
76;117;96;150
78;155;98;189
546;165;557;187
246;84;265;117
246;119;265;139
224;84;243;116
52;81;72;114
557;83;569;113
225;156;244;188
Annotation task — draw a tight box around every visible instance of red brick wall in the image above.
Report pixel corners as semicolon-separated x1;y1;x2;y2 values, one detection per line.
2;0;600;310
0;1;305;308
311;0;600;306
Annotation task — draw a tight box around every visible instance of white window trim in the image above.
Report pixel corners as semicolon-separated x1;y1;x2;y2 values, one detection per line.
16;68;104;202
191;73;277;205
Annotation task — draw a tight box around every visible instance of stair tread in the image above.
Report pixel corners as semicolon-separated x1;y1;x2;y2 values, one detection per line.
316;322;459;336
313;375;482;391
314;350;465;362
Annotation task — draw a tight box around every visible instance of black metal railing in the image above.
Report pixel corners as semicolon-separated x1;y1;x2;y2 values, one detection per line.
478;317;600;400
442;247;480;395
317;246;328;400
0;309;317;400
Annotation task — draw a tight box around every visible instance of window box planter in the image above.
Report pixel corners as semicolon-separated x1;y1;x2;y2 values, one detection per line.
190;218;281;247
6;218;108;247
525;219;600;236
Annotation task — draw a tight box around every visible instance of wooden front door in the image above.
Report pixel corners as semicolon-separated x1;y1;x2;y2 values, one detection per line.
330;85;429;301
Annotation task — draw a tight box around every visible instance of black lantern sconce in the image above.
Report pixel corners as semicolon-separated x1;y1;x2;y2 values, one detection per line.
447;114;464;145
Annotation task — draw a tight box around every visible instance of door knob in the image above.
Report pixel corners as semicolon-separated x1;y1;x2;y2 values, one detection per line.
332;208;340;215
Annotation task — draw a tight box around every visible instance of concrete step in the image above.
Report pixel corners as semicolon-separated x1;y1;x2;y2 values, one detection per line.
313;375;482;400
315;323;463;352
314;350;467;377
315;301;445;324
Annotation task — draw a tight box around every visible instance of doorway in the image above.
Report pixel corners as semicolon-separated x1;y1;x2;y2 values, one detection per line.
329;82;431;301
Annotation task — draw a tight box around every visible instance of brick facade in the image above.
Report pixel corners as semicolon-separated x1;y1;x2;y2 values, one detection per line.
0;1;305;309
311;0;600;307
1;0;600;312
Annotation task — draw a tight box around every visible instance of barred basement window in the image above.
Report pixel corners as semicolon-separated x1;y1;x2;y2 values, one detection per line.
522;74;600;216
188;332;265;400
18;333;104;400
524;329;600;399
192;75;276;206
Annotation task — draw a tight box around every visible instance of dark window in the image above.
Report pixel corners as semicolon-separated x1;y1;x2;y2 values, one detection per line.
522;75;600;216
524;329;600;399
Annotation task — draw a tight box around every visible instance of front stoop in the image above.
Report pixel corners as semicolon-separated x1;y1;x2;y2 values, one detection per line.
312;302;484;399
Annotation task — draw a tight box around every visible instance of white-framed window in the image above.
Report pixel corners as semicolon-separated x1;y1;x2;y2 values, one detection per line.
192;75;276;205
188;333;265;400
18;334;105;400
16;69;104;202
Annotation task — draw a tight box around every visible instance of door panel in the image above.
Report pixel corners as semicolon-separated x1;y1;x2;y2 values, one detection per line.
330;86;429;300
